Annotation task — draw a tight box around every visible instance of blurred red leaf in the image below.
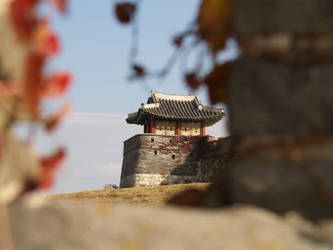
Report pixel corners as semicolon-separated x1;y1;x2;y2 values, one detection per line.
34;18;60;57
6;0;72;198
0;82;21;97
40;148;66;189
48;0;67;13
45;103;71;132
39;31;60;57
43;72;72;98
203;62;231;104
115;2;136;24
185;72;201;90
10;0;40;41
23;52;45;116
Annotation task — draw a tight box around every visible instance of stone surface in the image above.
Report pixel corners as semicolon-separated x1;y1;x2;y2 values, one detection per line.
205;137;333;221
233;0;333;34
228;57;333;136
120;134;235;187
7;201;333;250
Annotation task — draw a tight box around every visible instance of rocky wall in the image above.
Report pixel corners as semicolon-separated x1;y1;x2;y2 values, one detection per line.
9;202;333;250
202;0;333;221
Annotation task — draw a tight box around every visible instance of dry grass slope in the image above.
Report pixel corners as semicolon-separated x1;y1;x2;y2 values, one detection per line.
48;183;210;206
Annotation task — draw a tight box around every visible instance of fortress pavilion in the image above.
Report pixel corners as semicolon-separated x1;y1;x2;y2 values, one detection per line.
126;92;225;136
119;92;227;188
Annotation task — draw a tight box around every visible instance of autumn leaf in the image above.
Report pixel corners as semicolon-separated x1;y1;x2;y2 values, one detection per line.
45;102;71;132
34;19;60;57
48;0;67;14
197;0;233;54
40;148;66;189
115;2;136;24
185;72;201;90
10;0;40;41
22;52;44;116
203;62;231;104
0;82;21;97
40;31;59;57
0;0;71;201
43;72;72;98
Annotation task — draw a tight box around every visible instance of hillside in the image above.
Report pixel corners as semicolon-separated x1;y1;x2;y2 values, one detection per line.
47;183;210;206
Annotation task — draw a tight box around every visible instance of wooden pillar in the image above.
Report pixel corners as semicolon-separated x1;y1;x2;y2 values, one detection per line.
176;121;181;135
200;122;206;136
151;119;156;134
148;122;151;133
144;123;147;133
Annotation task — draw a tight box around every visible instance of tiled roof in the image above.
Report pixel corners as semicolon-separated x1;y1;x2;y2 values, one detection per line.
126;92;225;126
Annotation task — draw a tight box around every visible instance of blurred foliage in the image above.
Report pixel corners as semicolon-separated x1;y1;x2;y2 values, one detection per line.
114;0;234;104
0;0;71;203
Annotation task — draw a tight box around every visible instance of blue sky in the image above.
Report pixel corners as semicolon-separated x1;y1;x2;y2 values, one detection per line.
49;0;206;113
38;0;235;193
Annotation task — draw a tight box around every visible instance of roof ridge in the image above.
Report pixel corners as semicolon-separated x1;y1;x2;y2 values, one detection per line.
152;91;198;97
152;91;198;102
143;103;159;108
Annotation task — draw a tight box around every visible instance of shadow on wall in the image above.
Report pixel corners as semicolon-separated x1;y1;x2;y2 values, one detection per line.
160;136;237;185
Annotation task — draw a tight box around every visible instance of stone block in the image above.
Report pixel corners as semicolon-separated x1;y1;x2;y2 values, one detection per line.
234;0;333;34
228;57;333;136
205;137;333;221
8;202;333;250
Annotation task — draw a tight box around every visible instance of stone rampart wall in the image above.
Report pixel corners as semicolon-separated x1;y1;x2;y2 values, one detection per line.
120;134;234;187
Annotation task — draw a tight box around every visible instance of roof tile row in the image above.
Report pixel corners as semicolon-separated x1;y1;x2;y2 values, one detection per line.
127;92;224;126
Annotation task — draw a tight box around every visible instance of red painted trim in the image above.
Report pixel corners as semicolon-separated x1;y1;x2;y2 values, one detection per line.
151;119;156;134
176;121;181;135
200;122;206;136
